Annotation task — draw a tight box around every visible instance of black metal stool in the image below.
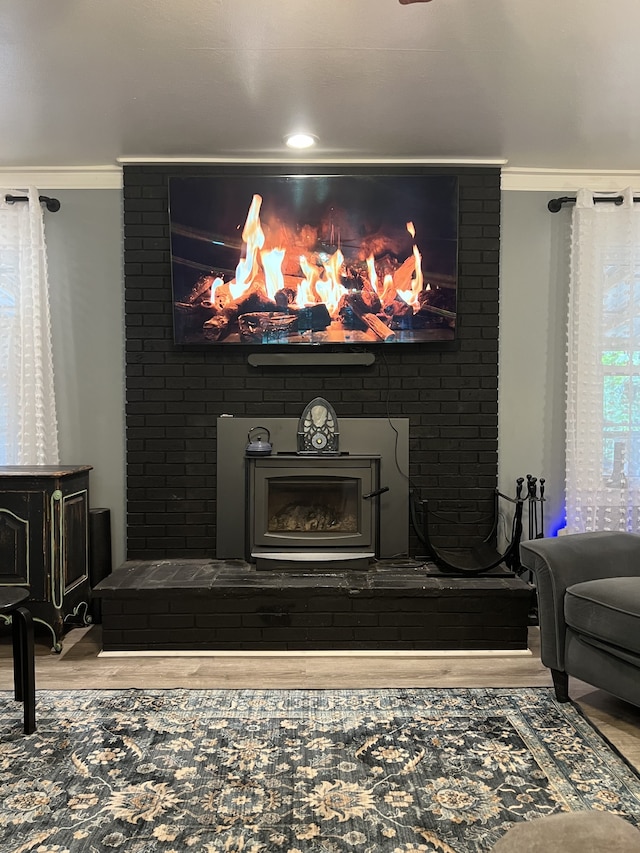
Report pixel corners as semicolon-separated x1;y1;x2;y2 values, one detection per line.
0;588;36;734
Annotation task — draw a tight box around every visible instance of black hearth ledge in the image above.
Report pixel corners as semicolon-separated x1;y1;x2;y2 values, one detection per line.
93;559;533;653
93;558;524;592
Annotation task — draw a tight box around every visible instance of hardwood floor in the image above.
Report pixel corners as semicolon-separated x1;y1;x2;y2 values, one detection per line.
1;625;639;771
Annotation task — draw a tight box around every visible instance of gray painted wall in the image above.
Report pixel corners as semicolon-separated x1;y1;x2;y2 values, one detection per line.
41;185;571;568
498;191;571;546
45;189;126;567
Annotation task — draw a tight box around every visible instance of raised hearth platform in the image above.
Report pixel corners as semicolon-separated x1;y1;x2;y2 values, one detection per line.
94;560;533;653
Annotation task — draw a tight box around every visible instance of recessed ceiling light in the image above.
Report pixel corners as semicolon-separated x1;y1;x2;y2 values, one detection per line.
284;132;317;150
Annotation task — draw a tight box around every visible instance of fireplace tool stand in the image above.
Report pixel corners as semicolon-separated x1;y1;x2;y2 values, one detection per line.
413;475;545;577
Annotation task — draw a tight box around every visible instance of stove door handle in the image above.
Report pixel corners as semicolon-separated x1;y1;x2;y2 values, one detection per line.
363;486;390;500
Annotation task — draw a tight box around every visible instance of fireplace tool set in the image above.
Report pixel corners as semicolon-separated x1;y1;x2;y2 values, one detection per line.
414;474;546;576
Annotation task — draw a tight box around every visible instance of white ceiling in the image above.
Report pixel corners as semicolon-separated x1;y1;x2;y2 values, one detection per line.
2;0;640;175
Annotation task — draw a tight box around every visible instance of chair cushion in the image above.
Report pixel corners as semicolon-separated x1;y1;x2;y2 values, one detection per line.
565;577;640;656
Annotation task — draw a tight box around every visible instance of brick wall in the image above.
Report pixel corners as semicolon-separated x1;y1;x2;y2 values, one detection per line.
123;164;500;559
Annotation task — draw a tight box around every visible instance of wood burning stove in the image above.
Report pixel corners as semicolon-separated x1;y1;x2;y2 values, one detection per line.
216;416;409;561
246;455;380;570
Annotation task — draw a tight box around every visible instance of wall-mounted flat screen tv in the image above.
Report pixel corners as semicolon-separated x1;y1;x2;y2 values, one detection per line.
169;172;458;346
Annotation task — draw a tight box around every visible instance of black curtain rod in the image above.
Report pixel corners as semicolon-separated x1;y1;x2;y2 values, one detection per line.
4;194;61;212
548;194;640;213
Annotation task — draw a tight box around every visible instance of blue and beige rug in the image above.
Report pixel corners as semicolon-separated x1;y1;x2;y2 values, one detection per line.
0;687;638;852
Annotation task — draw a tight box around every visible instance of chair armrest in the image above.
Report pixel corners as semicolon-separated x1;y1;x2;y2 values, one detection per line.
520;531;640;671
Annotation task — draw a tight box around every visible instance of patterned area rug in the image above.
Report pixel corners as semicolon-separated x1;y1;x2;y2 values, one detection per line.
0;687;638;853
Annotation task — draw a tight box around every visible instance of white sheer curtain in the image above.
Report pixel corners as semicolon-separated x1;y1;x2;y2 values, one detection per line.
0;187;59;465
566;187;640;532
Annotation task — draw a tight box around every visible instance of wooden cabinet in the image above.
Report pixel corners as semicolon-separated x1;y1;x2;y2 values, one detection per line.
0;465;92;651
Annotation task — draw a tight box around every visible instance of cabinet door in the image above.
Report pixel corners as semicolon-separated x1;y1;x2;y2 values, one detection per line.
0;491;46;593
61;489;89;591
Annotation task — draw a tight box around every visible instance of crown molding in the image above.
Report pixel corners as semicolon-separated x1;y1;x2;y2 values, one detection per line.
502;167;640;192
116;156;508;167
3;163;638;194
0;166;122;190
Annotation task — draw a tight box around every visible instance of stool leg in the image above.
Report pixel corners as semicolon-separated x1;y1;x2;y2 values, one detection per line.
12;607;35;734
12;610;23;701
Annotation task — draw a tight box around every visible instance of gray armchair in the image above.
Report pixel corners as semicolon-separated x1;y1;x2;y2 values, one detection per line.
519;531;640;706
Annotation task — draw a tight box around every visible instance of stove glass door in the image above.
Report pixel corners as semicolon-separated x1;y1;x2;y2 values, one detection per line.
267;477;359;534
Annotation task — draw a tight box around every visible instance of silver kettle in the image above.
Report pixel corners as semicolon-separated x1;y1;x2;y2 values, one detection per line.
246;426;272;456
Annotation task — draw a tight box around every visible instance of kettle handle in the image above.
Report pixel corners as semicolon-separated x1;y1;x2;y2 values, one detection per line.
247;426;271;443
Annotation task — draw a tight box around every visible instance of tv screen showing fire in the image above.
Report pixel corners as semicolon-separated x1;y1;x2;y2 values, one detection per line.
169;172;458;346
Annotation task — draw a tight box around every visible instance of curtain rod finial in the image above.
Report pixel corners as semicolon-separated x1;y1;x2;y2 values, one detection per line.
4;194;61;212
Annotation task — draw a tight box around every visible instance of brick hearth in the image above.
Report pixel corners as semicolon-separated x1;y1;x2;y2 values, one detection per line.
94;560;532;652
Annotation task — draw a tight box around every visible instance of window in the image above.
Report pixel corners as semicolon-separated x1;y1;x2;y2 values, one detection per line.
600;262;640;485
